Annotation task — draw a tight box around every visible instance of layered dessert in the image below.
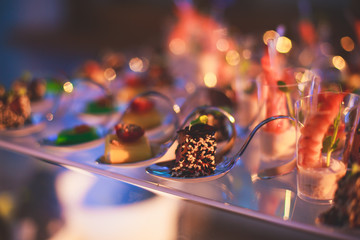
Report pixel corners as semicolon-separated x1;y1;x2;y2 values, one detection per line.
298;157;346;201
0;89;32;129
317;167;360;227
259;51;297;162
171;117;217;177
85;96;116;115
122;97;162;130
117;74;147;102
103;123;152;164
297;93;347;202
55;124;100;146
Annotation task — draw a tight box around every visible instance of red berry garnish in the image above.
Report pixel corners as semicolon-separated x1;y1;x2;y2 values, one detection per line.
130;97;154;113
74;124;91;133
96;96;112;107
115;123;144;142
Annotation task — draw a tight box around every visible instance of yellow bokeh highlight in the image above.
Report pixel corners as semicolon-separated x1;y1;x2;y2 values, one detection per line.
204;72;217;87
263;30;279;45
173;104;181;114
169;38;186;55
340;36;355;52
226;50;240;66
63;81;73;93
332;56;346;70
276;36;292;53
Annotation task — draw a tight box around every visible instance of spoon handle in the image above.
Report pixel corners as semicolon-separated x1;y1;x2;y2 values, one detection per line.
236;115;296;158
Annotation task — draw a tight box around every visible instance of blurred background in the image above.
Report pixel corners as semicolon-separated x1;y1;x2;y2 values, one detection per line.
0;1;360;239
0;0;359;87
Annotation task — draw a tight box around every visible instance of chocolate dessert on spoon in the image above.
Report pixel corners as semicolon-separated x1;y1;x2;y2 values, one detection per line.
146;105;295;182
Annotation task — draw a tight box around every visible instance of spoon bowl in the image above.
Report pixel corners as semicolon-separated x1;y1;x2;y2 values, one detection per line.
96;90;180;167
146;115;295;182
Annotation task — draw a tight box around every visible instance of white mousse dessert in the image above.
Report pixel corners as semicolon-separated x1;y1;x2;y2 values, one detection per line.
297;157;347;201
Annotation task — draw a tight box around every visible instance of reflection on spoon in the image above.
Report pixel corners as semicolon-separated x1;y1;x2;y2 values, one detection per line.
146;115;295;182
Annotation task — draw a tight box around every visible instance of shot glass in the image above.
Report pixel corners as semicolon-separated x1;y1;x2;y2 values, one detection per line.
295;92;360;204
257;68;318;166
233;78;263;137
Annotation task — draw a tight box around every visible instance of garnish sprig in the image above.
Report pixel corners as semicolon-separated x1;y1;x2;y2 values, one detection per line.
189;115;208;130
323;103;341;167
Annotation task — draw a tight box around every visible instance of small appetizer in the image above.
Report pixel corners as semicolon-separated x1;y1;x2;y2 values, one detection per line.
103;123;152;164
0;89;31;129
55;124;100;146
122;97;163;130
171;115;217;178
297;93;347;201
85;96;116;115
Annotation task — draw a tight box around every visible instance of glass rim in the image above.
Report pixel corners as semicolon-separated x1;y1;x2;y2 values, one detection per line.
256;68;319;88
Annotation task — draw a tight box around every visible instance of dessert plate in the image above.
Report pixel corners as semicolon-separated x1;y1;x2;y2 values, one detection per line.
39;125;107;152
96;90;180;167
0;113;47;137
146;115;295;182
97;105;236;168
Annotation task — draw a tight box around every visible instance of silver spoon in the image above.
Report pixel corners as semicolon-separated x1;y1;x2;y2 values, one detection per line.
146;115;296;182
97;105;236;168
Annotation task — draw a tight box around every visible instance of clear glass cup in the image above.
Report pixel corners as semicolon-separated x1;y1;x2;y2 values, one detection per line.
295;92;360;204
233;78;263;137
256;68;319;168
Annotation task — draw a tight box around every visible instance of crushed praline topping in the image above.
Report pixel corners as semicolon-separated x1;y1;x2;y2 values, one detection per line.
171;124;217;177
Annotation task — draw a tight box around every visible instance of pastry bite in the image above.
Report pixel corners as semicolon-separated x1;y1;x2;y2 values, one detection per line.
104;123;152;164
0;88;31;129
122;97;163;130
55;124;100;146
171;116;217;178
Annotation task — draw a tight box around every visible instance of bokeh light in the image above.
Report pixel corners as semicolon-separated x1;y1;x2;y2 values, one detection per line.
104;68;116;81
276;36;292;53
216;38;229;52
332;56;346;70
263;30;279;45
204;72;217;87
63;81;73;93
340;36;355;52
173;104;180;114
226;50;240;66
129;57;148;72
46;113;54;121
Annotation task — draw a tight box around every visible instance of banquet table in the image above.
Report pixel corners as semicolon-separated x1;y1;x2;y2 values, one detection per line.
1;1;360;239
0;100;359;240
